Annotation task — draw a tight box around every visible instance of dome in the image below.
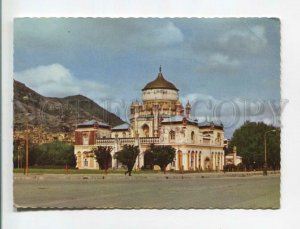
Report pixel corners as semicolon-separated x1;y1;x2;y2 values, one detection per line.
142;68;178;91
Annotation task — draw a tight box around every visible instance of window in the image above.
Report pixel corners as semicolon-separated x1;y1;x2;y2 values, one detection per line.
83;132;89;145
142;124;150;137
191;131;195;141
171;161;175;167
84;159;88;167
169;130;175;140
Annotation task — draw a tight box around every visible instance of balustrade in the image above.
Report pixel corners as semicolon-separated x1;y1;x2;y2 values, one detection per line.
119;138;135;144
140;137;159;144
94;136;220;147
95;138;115;144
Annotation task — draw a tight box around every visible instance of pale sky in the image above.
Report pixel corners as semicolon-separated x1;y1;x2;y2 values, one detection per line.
14;18;281;137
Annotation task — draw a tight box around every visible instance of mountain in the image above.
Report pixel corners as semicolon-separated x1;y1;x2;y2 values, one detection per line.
14;80;125;132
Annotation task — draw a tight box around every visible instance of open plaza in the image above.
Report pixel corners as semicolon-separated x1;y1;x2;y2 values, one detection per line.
14;171;280;209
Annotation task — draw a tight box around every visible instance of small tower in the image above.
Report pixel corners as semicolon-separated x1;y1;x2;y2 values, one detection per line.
153;103;159;137
130;101;135;116
132;100;140;138
175;100;182;116
185;101;191;118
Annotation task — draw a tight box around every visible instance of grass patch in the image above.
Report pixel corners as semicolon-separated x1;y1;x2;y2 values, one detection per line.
13;168;125;175
13;168;208;175
13;168;168;175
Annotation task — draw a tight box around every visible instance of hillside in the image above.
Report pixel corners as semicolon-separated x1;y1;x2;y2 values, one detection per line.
14;80;125;132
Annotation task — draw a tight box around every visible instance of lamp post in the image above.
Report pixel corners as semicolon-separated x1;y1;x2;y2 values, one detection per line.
23;95;30;176
263;129;276;176
17;144;21;169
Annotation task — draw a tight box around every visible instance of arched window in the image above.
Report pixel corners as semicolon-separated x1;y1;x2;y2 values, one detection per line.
142;124;150;137
191;131;195;141
169;130;175;140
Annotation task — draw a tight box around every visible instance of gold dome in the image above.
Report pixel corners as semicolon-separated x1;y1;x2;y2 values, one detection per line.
142;68;178;91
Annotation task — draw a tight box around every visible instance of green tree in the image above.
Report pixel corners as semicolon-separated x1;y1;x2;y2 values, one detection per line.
93;146;113;174
17;141;76;168
114;144;139;176
148;144;176;174
229;121;280;170
13;139;39;168
13;139;25;168
38;141;75;167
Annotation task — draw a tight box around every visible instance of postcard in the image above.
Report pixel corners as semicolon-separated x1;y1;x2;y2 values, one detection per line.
13;18;281;209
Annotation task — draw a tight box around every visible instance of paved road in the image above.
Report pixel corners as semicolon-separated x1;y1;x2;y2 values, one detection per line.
14;173;280;209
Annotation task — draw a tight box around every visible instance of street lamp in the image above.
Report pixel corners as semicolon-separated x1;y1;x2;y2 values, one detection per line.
23;95;30;176
263;129;276;176
17;144;22;169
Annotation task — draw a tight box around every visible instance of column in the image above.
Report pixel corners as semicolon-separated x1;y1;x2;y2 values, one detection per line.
80;152;84;169
215;153;218;171
193;152;196;170
185;152;189;171
195;152;198;170
221;153;223;169
221;152;224;170
140;151;144;168
182;152;186;171
188;152;190;170
218;152;221;172
175;151;177;170
176;151;179;170
199;152;202;171
211;152;215;170
111;151;117;168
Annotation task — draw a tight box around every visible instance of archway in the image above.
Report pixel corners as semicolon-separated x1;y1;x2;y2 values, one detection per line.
177;150;183;171
144;151;154;169
191;151;195;170
204;157;210;171
142;124;150;137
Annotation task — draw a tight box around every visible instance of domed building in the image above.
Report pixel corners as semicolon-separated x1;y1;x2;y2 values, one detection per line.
74;67;225;171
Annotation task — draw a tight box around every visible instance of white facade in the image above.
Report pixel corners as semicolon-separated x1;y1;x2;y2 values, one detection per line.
74;68;226;171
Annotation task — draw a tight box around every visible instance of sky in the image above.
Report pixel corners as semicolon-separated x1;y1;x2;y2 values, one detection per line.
14;18;281;137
